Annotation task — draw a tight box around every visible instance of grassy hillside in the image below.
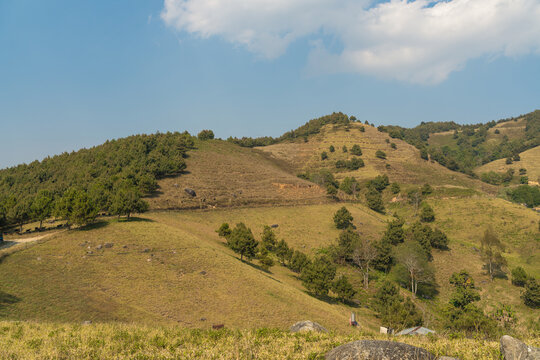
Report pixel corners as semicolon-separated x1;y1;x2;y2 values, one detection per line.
147;139;328;210
257;123;495;192
388;196;540;328
476;145;540;184
1;195;538;334
0;203;391;333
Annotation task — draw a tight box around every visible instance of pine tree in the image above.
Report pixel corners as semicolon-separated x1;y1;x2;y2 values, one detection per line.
333;206;353;229
31;190;53;229
301;256;336;296
227;223;258;261
217;223;231;238
419;203;435;222
332;275;356;302
261;225;277;251
522;278;540;308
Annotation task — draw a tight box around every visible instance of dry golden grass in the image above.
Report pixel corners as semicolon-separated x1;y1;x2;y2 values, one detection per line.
258;123;495;192
1;321;536;360
476;145;540;184
147;139;328;211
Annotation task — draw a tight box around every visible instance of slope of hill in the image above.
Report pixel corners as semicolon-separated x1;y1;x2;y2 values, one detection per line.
0;203;388;332
476;145;540;184
146;140;328;210
257;123;496;192
381;110;540;176
1;195;537;333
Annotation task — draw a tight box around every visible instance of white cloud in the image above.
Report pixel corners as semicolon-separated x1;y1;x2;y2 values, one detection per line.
162;0;540;84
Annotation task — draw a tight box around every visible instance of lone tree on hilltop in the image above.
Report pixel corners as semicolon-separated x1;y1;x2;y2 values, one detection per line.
197;129;214;140
227;223;258;261
333;206;353;229
480;227;507;281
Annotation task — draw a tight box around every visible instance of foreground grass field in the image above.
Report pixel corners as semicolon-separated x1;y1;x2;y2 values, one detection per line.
2;321;537;360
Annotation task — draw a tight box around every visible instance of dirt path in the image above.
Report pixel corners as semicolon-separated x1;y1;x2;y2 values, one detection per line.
0;231;63;252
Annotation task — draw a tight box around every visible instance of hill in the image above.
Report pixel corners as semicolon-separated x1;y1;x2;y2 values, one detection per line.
0;204;387;332
476;145;540;184
257;122;495;192
379;110;540;176
146;139;328;210
1;194;538;334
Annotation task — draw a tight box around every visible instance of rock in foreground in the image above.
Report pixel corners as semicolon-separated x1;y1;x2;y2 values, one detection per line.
500;335;540;360
326;340;437;360
289;320;327;333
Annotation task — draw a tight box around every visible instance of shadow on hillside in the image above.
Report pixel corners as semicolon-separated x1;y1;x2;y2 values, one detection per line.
78;221;110;231
120;217;154;223
147;190;164;198
0;290;20;310
241;259;274;275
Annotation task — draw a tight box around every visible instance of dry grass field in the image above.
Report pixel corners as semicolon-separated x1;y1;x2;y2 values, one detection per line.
2;321;536;360
146;139;328;211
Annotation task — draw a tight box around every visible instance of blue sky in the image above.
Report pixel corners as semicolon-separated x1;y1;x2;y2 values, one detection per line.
1;0;539;169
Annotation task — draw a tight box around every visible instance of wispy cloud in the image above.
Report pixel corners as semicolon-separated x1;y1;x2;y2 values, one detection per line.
161;0;540;84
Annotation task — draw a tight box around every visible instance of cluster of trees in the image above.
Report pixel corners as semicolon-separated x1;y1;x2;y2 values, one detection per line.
377;110;540;177
365;175;389;213
228;112;357;147
0;182;149;231
480;169;515;185
506;185;540;208
335;158;364;171
1;132;193;230
217;222;356;302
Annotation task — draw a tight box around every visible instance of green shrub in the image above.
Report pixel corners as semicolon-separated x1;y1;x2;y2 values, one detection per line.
375;150;387;159
197;129;215;140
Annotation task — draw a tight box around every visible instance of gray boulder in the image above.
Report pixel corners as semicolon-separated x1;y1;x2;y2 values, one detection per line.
500;335;540;360
290;320;327;333
326;340;436;360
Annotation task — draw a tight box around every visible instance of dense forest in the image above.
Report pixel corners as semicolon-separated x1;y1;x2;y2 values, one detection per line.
0;132;194;230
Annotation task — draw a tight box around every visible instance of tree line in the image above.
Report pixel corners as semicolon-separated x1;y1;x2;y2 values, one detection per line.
0;131;195;231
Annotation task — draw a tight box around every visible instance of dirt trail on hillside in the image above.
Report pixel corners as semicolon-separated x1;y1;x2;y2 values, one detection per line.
0;231;63;252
